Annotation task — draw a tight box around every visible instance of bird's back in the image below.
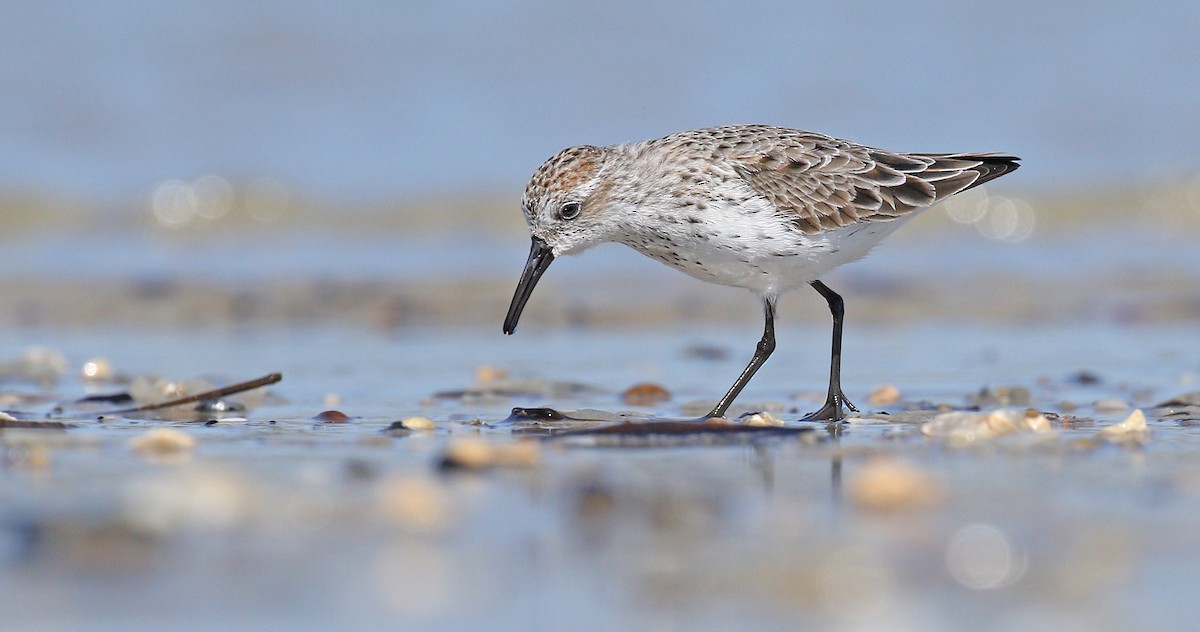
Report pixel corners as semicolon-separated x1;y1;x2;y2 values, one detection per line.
603;125;1020;294
636;125;1019;235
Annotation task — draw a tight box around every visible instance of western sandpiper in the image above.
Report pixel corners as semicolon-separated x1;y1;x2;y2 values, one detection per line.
503;125;1019;421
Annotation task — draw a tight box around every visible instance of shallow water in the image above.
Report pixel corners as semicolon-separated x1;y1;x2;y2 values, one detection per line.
2;322;1199;630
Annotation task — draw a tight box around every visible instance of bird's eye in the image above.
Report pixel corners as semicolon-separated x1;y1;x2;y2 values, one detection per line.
558;201;581;220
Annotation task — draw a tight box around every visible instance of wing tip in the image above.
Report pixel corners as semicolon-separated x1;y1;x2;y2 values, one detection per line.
962;155;1021;191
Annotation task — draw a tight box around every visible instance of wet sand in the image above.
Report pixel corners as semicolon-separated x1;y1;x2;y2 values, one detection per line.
2;323;1199;630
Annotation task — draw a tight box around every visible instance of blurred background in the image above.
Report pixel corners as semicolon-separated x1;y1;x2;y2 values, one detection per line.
4;5;1200;630
2;1;1199;329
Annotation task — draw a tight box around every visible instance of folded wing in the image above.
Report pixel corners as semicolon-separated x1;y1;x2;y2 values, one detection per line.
731;135;1020;234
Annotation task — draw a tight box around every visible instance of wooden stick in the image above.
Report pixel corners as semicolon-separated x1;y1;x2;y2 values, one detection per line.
96;373;283;415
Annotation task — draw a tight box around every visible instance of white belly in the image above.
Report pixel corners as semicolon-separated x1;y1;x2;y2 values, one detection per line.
625;207;916;297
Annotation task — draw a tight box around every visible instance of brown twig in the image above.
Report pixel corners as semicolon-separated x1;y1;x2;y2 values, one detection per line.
95;373;283;415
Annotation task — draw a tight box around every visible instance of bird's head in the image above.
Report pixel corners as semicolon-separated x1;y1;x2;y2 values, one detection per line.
521;144;616;256
504;145;615;334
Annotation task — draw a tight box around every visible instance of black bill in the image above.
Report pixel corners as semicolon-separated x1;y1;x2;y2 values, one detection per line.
503;237;554;334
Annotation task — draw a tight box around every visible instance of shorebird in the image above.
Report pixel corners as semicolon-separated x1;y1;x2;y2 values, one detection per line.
503;125;1019;421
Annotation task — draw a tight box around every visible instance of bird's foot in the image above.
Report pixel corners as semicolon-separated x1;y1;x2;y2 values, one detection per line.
801;391;858;423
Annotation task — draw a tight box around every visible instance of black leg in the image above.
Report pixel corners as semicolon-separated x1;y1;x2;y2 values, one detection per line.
803;280;858;422
705;297;777;419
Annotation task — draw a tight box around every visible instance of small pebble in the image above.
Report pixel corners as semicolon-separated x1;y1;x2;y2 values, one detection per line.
441;440;491;469
867;384;902;407
129;428;197;455
439;439;540;471
400;416;436;431
741;412;785;427
621;383;671;406
314;410;350;423
1098;409;1149;443
848;458;944;512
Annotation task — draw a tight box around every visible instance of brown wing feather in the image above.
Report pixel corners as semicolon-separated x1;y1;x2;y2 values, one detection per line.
731;135;1020;235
